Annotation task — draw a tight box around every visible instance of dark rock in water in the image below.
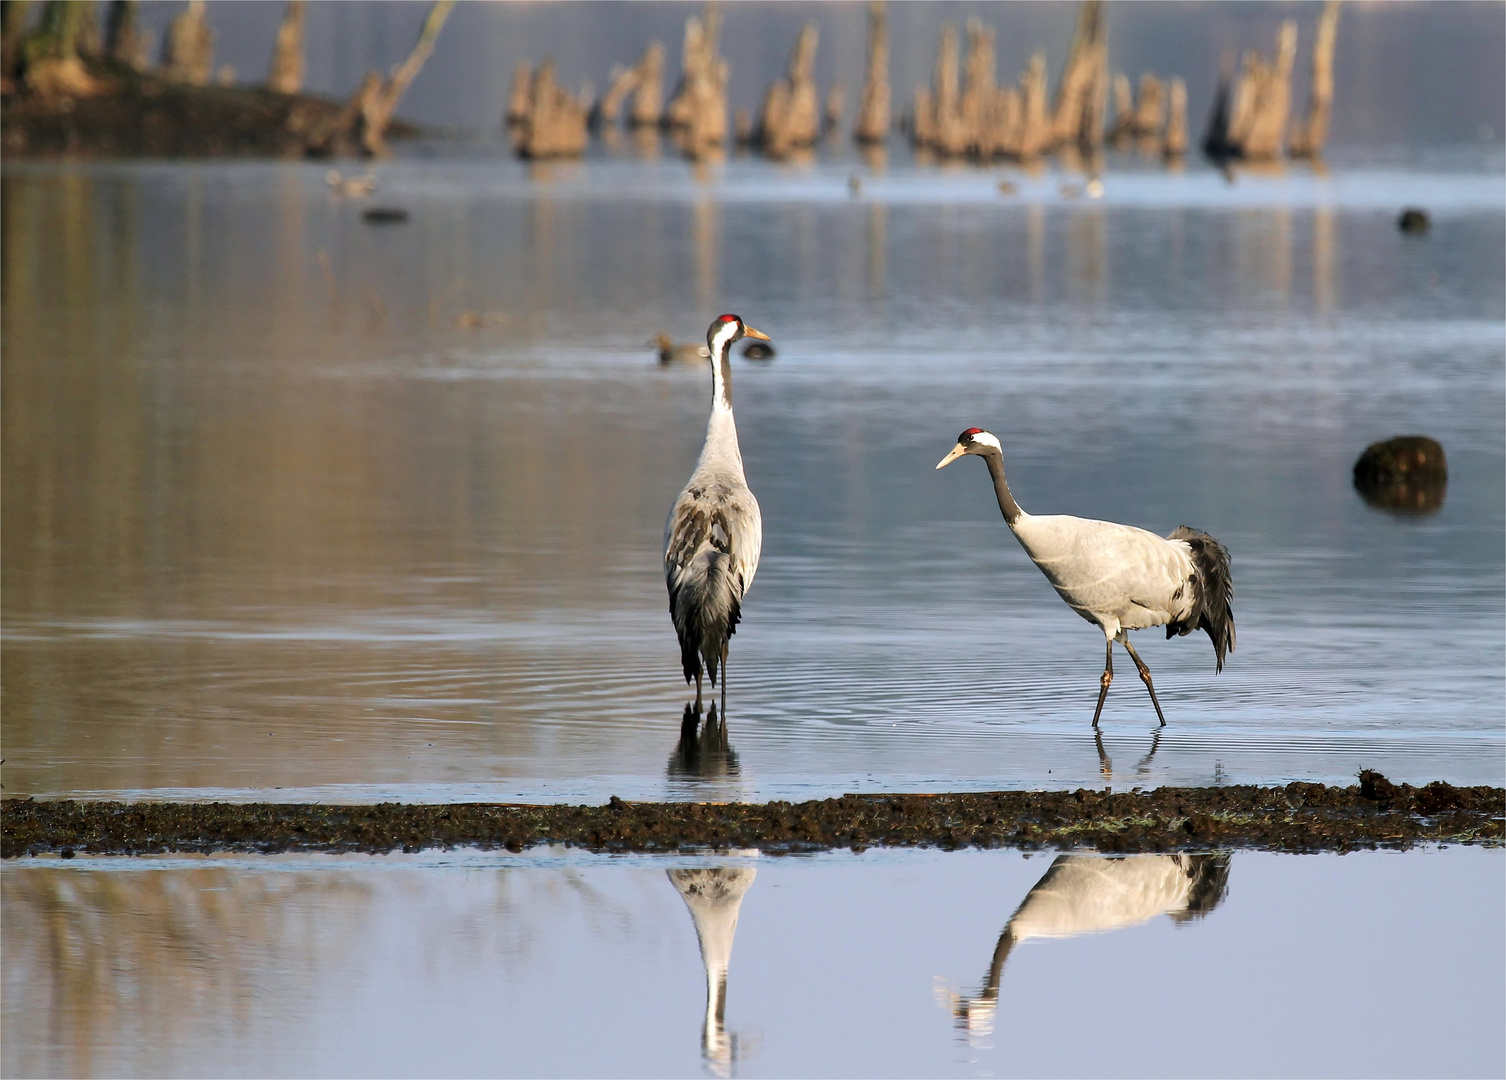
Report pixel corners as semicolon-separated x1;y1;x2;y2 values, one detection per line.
742;341;776;360
361;207;410;225
1353;434;1447;515
1397;207;1430;235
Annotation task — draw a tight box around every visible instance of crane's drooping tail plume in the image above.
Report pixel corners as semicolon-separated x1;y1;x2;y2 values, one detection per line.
1165;526;1236;671
667;503;742;689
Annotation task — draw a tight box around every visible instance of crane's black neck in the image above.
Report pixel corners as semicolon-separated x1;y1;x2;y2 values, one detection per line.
982;449;1022;527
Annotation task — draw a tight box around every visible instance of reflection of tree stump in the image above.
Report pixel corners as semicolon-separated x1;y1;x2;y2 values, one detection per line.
1353;435;1448;515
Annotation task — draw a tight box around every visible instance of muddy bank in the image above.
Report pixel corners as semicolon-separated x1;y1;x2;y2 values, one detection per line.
1;71;418;158
4;773;1500;858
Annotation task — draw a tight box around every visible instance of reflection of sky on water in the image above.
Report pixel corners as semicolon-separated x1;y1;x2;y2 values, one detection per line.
1;151;1501;801
3;847;1501;1078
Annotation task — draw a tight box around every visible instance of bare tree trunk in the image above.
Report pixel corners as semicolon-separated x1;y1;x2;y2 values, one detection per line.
359;0;454;157
1107;71;1133;146
104;0;142;67
1050;0;1104;149
756;21;819;158
663;6;727;158
1290;0;1339;158
958;17;995;157
592;63;638;129
1163;76;1188;158
267;0;304;95
628;42;663;127
163;0;212;85
1131;74;1165;138
920;22;967;155
823;82;845;135
1239;19;1296;160
515;57;590;158
3;0;35;85
853;1;889;143
506;61;531;125
21;0;103;96
1017;50;1050;159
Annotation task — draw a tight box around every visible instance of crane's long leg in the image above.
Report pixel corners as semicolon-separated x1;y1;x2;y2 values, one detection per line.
694;667;704;713
1119;636;1167;727
720;641;729;714
1092;639;1113;727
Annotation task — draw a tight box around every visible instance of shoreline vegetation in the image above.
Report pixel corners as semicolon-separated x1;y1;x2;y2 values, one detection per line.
2;0;1341;165
4;773;1501;859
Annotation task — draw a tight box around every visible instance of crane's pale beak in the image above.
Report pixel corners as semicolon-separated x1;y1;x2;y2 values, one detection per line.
935;443;968;470
742;325;771;341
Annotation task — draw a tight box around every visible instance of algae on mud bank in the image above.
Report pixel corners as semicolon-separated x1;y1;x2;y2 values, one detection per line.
3;774;1501;859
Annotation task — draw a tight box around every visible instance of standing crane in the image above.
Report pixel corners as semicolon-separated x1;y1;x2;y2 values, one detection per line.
935;428;1234;726
664;315;772;712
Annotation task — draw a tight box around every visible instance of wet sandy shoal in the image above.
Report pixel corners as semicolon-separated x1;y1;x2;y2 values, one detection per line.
3;773;1501;858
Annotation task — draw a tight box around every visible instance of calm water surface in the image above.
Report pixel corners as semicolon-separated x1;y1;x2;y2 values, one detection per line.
2;148;1503;801
3;846;1502;1078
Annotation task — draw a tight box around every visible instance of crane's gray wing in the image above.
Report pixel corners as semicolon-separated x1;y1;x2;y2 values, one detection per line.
1013;516;1196;630
663;481;763;608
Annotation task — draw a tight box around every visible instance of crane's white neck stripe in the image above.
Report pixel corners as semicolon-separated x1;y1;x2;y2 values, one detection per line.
709;320;741;357
710;351;733;412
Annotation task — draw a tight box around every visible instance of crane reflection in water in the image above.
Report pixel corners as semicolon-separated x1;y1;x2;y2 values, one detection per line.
668;863;758;1077
668;702;740;781
939;852;1231;1044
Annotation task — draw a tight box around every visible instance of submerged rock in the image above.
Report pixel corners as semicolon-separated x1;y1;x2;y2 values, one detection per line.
1397;207;1430;235
1353;435;1447;515
361;206;409;224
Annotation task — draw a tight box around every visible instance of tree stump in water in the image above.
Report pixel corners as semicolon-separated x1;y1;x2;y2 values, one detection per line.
755;22;820;159
1290;0;1341;159
267;0;305;95
853;1;889;144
